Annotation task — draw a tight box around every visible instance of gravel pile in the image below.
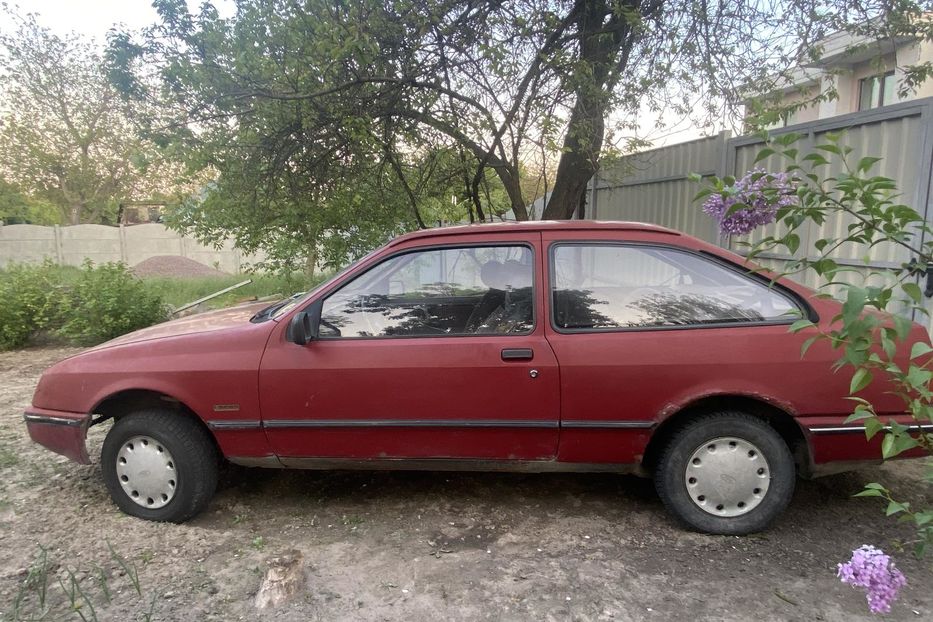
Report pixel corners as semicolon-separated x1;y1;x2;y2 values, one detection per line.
132;255;230;278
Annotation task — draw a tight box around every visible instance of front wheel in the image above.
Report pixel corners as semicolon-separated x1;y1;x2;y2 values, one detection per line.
654;412;796;535
101;410;218;523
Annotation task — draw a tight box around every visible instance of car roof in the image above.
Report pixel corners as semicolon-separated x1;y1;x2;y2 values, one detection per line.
388;220;681;246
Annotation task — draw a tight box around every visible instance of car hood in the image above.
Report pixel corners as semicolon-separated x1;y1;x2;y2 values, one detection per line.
87;300;275;351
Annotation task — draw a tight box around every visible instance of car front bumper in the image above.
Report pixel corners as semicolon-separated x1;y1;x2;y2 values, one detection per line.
23;407;92;465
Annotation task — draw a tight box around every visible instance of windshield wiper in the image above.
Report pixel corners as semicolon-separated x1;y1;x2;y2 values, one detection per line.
250;292;304;323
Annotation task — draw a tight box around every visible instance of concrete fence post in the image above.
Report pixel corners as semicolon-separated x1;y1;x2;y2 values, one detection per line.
53;225;64;265
118;224;127;263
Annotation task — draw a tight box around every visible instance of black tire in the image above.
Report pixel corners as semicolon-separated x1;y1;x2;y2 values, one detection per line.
654;412;795;535
101;409;218;523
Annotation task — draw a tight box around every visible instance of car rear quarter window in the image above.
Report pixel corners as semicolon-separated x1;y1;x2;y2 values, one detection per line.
550;244;798;330
319;245;534;338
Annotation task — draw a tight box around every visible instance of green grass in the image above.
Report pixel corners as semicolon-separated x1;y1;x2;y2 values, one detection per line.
0;445;19;468
140;273;321;310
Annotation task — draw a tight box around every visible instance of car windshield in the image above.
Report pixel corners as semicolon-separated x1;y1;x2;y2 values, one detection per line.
266;246;385;321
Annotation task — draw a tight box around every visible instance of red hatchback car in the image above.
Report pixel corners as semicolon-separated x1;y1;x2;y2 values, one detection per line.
24;221;929;534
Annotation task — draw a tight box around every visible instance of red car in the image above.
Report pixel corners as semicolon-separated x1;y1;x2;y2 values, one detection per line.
23;221;929;534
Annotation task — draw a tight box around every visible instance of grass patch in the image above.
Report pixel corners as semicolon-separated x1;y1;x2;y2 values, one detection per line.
140;273;319;310
0;445;21;468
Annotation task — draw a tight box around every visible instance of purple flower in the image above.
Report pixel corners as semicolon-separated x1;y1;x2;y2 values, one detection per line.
702;168;798;235
837;545;907;614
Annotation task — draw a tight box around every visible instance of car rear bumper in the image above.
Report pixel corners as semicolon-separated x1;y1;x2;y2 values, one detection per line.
802;416;931;474
23;407;92;465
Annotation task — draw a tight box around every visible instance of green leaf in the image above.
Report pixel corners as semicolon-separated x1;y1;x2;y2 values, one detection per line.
800;335;818;357
906;364;933;389
903;282;922;304
849;368;872;394
815;143;842;155
789;319;814;333
881;433;896;459
910;342;933;360
894;315;912;340
865;417;884;440
784;233;800;254
885;500;908;516
914;511;933;526
856;156;882;173
802;153;830;166
754;147;776;164
845;409;874;423
854;488;885;498
842;287;866;323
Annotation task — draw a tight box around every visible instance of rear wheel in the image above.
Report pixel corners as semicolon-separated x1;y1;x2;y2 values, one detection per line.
654;412;795;535
101;410;218;523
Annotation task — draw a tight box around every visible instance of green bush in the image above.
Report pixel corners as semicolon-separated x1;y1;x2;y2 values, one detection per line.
0;261;67;350
57;261;169;345
0;261;308;351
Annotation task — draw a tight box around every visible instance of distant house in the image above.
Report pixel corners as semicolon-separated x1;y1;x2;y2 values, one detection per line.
745;26;933;128
118;202;166;225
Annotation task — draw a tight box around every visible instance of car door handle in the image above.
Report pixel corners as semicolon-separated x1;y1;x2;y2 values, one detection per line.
501;348;534;361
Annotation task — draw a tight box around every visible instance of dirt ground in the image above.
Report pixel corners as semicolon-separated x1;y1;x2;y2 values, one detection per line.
1;347;931;622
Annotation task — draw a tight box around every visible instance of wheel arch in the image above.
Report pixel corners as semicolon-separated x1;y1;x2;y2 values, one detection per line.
642;394;811;475
91;389;221;454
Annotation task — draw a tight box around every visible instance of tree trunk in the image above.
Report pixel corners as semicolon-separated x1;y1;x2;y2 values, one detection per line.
543;103;604;220
69;204;81;225
542;0;642;220
500;165;528;221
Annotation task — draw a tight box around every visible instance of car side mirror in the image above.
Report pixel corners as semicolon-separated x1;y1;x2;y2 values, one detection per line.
286;310;317;345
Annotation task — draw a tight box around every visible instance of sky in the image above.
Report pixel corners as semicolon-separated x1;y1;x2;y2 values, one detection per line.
1;1;234;42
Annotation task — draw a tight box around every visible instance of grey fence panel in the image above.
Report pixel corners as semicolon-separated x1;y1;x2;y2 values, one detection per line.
727;99;933;327
594;96;933;331
592;133;728;243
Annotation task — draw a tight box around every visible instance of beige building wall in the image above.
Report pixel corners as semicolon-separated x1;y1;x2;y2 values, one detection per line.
752;38;933;124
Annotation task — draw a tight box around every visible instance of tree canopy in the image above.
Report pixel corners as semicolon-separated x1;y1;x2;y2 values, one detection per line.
106;0;932;268
0;9;193;225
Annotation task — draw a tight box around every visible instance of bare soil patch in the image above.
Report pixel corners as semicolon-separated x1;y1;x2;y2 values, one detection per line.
1;347;931;621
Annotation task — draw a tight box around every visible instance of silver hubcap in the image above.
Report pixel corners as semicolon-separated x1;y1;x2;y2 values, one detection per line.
116;436;177;509
685;436;770;517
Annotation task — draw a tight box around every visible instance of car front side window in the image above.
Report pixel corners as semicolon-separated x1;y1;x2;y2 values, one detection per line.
319;245;534;338
551;244;798;330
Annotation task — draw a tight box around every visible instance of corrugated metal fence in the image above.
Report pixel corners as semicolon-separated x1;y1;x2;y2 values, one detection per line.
589;96;933;329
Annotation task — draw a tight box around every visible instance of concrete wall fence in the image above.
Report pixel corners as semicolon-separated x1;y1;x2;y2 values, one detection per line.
0;223;262;274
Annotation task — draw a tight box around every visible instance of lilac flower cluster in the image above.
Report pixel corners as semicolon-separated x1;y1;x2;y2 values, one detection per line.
837;545;907;614
702;168;798;235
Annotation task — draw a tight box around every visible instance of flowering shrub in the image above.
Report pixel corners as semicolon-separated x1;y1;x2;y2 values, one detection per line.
695;130;933;614
699;168;798;236
837;546;907;614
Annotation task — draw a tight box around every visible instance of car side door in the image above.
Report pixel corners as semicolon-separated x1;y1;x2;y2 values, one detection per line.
258;233;560;462
542;231;809;465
